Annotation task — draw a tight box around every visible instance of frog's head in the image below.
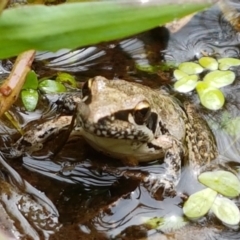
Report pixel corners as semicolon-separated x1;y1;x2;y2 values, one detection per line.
76;76;187;162
76;76;168;162
77;76;157;144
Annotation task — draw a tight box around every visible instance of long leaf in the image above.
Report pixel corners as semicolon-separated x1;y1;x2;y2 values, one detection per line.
0;0;214;59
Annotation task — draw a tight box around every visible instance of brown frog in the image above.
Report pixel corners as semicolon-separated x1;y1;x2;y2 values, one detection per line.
14;76;217;194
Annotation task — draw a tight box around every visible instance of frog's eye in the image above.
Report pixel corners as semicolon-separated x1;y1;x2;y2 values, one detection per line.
82;78;93;99
133;100;151;125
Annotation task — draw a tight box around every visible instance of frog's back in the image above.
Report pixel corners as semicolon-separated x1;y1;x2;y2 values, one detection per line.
112;79;218;168
184;103;218;168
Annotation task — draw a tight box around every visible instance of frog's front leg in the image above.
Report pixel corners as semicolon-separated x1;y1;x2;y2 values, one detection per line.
144;136;184;196
12;116;73;156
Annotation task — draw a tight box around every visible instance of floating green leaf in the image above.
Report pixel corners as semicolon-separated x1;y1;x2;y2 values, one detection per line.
195;81;211;95
22;70;38;90
174;75;198;93
199;171;240;198
173;69;188;80
39;80;66;93
183;188;217;219
21;89;39;111
56;72;77;88
218;58;240;70
196;83;225;110
178;62;203;75
200;90;225;110
199;57;218;70
211;196;240;225
203;70;235;88
0;1;213;59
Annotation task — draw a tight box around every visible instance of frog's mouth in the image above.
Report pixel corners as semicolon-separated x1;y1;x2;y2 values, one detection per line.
77;112;167;162
77;102;160;143
78;129;165;162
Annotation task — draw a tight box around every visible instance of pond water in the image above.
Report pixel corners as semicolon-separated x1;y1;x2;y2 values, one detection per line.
1;1;240;240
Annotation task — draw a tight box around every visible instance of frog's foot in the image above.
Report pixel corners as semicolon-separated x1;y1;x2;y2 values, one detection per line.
12;116;73;156
144;173;176;197
144;139;183;198
57;92;81;113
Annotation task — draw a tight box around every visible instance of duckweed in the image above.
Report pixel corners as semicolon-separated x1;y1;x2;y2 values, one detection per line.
198;170;240;198
173;57;239;110
199;57;218;70
211;196;240;226
203;70;235;88
178;62;203;75
183;188;217;219
184;170;240;225
174;75;198;93
218;58;240;70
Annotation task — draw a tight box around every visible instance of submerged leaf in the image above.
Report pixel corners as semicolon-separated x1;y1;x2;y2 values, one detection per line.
4;111;24;135
158;216;188;232
178;62;203;75
21;89;39;111
222;117;240;137
198;171;240;198
22;70;38;90
39;80;66;93
135;63;156;73
183;188;217;219
56;72;77;88
203;70;235;88
145;217;164;229
0;1;213;58
211;196;240;225
144;216;188;232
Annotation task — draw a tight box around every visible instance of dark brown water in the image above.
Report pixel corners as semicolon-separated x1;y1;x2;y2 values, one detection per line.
1;1;240;239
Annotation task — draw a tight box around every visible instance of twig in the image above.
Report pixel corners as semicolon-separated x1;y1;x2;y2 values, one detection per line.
0;50;35;117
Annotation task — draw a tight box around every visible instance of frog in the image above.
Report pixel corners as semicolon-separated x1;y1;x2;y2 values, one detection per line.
13;76;218;195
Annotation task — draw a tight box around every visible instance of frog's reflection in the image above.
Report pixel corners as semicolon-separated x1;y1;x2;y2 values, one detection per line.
0;154;60;240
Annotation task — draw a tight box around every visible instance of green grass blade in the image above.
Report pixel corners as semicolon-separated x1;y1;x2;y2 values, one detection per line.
0;1;214;59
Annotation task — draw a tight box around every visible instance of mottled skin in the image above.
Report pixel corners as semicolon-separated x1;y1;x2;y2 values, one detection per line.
14;76;217;194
